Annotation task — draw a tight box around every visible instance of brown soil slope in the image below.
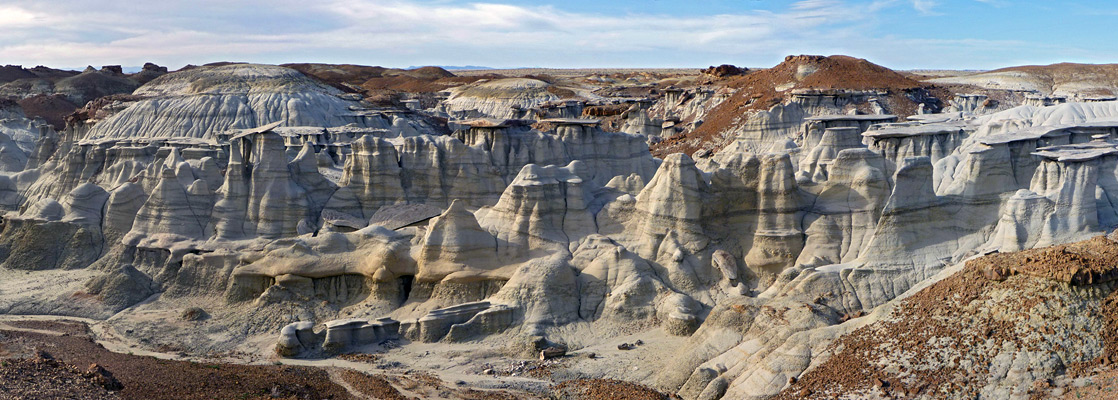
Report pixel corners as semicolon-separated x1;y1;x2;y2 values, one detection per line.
552;379;672;400
285;63;496;107
0;319;672;400
777;235;1118;399
0;320;353;400
284;63;487;93
18;94;78;130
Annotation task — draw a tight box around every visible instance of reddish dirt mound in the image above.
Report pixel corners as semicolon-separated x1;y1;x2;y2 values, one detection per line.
0;320;352;400
766;55;923;91
18;94;78;130
67;93;146;125
652;55;950;157
285;63;497;109
405;66;457;80
284;63;485;94
283;63;393;88
980;235;1118;284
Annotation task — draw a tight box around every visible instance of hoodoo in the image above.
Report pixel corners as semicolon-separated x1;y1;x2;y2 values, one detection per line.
3;17;1118;397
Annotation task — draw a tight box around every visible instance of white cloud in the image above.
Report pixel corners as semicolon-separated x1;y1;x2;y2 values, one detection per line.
0;0;1106;70
0;0;875;68
0;6;43;28
912;0;941;15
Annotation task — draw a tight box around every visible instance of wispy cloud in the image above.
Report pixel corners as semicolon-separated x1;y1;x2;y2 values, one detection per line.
0;0;1112;70
912;0;941;15
0;0;870;68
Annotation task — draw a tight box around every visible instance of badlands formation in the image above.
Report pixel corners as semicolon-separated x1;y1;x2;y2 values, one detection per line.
3;57;1118;399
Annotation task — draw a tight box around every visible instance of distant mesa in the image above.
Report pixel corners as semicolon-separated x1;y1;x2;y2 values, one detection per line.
409;65;494;70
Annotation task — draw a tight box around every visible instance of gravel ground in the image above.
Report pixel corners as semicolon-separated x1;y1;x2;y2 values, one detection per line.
551;379;674;400
0;320;351;400
0;319;668;400
0;354;120;399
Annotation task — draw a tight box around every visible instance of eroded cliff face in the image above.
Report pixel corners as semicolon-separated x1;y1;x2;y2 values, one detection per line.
5;62;1118;400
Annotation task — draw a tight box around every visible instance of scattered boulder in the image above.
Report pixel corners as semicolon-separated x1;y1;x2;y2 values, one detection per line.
180;307;207;321
83;364;123;391
539;346;567;360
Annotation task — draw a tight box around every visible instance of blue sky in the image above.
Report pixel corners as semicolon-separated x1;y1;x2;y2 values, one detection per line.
0;0;1114;70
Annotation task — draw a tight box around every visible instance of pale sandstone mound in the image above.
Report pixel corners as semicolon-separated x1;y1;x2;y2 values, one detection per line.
416;199;499;281
0;99;48;154
796;148;889;268
0;183;108;270
226;225;413;305
862;121;967;178
322;317;400;353
968;102;1118;142
400;301;514;343
612;153;710;258
126;167;208;246
797;127;863;182
0;131;28;172
571;234;703;336
477;162;597;259
86;64;376;139
927;63;1118;99
102;182;146;245
441;78;560;120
